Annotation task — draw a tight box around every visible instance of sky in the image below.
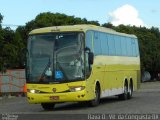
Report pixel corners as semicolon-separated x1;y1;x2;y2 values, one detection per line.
0;0;160;29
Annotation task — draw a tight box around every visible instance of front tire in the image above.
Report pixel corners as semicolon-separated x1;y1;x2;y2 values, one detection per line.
88;85;100;107
41;103;55;110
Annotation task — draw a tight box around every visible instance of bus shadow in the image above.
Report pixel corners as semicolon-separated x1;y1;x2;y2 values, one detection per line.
44;96;121;111
100;96;120;104
54;102;90;111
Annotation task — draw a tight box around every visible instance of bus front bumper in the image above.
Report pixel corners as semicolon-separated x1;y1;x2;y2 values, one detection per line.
27;90;92;104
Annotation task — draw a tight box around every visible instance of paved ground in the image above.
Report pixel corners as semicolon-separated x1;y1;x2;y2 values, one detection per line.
0;81;160;120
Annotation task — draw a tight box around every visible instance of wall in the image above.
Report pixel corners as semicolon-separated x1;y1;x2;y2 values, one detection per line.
0;69;26;94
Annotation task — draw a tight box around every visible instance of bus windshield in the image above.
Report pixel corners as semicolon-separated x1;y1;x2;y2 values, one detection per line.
27;32;85;83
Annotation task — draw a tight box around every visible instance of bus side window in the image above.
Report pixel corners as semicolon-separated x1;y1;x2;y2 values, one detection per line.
85;47;92;78
86;31;94;78
107;34;115;56
100;33;108;55
115;35;121;56
121;37;127;56
94;32;101;55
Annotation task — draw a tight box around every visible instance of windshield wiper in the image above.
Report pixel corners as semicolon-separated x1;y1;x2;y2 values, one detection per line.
39;57;51;81
56;61;69;81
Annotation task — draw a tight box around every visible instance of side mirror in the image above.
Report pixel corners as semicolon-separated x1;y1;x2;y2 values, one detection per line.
88;52;94;65
85;47;94;65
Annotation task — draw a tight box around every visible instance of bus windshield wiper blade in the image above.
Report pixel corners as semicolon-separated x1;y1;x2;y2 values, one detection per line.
56;61;69;81
39;57;51;81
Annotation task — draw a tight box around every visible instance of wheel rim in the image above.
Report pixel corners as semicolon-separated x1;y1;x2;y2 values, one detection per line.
129;88;131;95
124;85;128;95
129;84;133;96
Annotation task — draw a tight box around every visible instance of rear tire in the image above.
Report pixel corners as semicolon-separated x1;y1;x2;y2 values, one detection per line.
41;103;55;110
88;85;100;107
128;82;133;99
118;82;128;100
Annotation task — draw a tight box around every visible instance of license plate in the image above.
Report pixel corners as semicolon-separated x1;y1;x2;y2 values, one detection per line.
50;96;59;100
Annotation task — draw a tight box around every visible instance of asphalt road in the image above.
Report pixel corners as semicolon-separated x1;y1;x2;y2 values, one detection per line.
0;81;160;120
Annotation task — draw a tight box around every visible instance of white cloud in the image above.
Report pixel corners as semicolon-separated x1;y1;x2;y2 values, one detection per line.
108;4;144;27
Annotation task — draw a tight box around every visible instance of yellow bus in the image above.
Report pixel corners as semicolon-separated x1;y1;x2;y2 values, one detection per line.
26;25;140;110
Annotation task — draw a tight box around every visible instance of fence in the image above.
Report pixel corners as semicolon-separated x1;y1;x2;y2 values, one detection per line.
0;69;26;95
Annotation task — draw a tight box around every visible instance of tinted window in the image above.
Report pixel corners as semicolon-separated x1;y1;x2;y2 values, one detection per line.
131;38;136;56
94;32;101;55
86;31;93;52
126;38;132;56
100;33;109;55
135;39;139;56
114;35;121;56
121;37;127;56
86;30;139;57
107;34;115;55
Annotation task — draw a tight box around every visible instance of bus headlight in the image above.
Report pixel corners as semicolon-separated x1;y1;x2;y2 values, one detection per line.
69;86;85;92
27;89;40;93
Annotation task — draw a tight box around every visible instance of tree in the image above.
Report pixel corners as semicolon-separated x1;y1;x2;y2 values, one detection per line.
25;12;100;35
0;13;4;71
0;13;3;25
102;22;114;29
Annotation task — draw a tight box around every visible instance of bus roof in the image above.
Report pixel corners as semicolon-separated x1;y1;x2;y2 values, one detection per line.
29;24;137;38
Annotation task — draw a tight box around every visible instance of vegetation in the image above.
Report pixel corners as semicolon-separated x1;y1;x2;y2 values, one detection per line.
0;12;160;79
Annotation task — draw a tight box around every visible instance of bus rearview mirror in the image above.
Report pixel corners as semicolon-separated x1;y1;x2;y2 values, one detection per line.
88;52;94;65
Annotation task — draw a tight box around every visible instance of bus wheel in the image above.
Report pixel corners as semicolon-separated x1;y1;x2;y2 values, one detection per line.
88;84;100;107
128;82;133;99
118;82;128;100
41;103;55;110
